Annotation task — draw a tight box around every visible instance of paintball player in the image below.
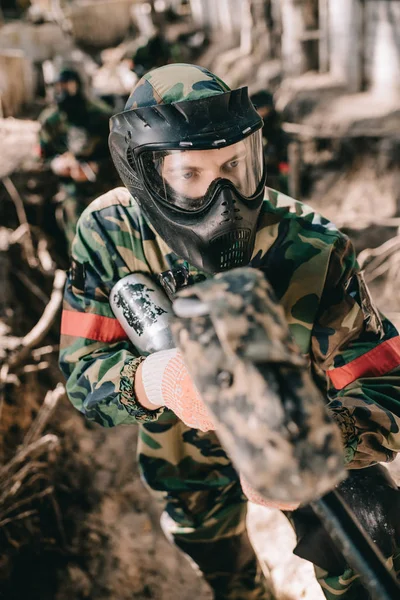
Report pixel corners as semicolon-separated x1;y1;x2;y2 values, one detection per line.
130;29;192;79
38;67;113;250
131;31;173;78
250;90;290;193
60;64;400;600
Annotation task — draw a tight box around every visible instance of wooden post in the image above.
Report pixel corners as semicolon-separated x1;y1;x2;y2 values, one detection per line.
190;0;244;38
288;141;302;199
240;0;254;55
367;0;400;94
328;0;363;92
0;50;35;118
188;0;204;26
280;0;309;77
318;0;329;73
216;0;234;40
250;0;273;60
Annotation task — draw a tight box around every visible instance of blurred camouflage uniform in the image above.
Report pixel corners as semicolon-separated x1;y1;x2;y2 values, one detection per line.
59;66;400;599
38;83;113;249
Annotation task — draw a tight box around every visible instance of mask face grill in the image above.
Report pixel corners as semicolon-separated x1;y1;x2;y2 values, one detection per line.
126;146;135;169
210;229;251;271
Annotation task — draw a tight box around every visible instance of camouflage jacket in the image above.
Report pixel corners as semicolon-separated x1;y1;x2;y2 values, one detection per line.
38;99;112;161
59;186;400;469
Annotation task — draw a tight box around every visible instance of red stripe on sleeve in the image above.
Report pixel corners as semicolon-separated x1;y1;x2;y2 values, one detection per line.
61;310;128;343
328;336;400;390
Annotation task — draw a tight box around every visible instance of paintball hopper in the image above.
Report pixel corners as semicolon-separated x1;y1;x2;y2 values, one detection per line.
172;267;346;505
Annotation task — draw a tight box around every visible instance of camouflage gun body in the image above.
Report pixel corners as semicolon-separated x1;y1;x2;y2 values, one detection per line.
172;268;346;504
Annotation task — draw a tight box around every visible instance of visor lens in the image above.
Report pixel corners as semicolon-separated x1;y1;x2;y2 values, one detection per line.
140;130;263;212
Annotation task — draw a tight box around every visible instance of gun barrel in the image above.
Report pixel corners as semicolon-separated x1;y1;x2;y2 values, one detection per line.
80;161;97;182
312;492;400;600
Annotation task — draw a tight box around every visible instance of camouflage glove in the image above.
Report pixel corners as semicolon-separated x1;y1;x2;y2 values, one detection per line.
172;267;345;506
140;349;216;431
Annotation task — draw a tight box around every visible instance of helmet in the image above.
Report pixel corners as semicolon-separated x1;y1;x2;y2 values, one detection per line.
55;67;82;87
54;67;86;122
109;64;266;273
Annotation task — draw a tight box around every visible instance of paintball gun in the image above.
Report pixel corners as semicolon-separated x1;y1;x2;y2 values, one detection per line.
110;267;400;600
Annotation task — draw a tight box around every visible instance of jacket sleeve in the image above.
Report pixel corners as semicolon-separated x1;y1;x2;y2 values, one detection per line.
59;206;165;427
38;119;57;160
311;234;400;468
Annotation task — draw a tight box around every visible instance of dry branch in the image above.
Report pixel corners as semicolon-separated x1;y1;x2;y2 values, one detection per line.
37;238;56;273
0;461;46;500
21;361;50;374
0;434;59;478
358;235;400;270
23;384;65;446
2;176;38;268
0;487;54;520
14;270;49;304
0;363;9;422
9;224;31;246
8;269;66;369
32;345;59;359
0;428;60;542
0;509;38;529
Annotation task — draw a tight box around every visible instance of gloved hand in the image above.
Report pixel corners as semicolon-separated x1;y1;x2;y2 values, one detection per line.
240;476;300;511
135;348;216;432
70;160;98;182
50;152;98;182
50;152;76;177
